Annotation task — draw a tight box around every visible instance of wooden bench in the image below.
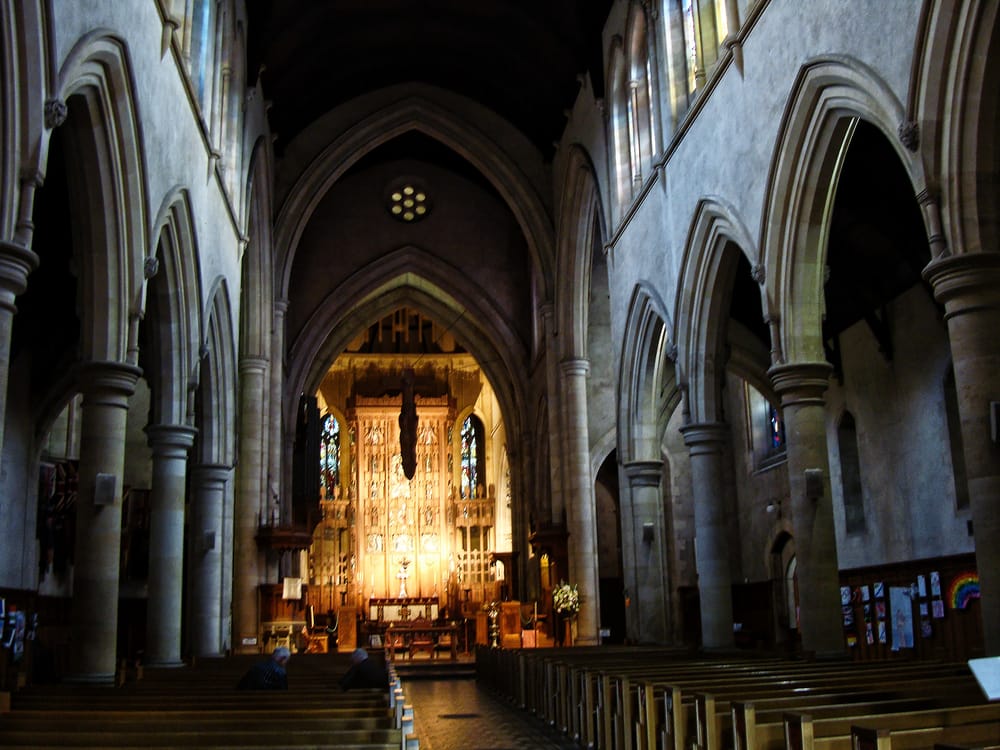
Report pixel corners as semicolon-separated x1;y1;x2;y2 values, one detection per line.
852;724;1000;750
0;653;415;750
778;705;1000;750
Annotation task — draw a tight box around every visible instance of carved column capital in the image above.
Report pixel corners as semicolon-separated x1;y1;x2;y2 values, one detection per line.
768;361;833;408
0;240;39;306
560;357;590;378
145;424;198;457
190;463;233;489
75;360;143;402
622;459;663;488
923;252;1000;319
679;421;729;454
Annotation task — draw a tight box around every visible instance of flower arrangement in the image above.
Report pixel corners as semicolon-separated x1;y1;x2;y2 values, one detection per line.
552;581;580;616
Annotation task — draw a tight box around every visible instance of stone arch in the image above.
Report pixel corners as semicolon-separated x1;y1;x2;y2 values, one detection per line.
240;137;275;359
144;188;202;426
555;144;606;359
760;57;927;365
196;279;237;467
285;245;527;438
2;1;57;242
274;86;555;302
617;283;679;464
912;0;1000;256
56;31;148;363
675;196;765;424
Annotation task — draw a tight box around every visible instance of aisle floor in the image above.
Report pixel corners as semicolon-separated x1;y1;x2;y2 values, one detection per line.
406;678;580;750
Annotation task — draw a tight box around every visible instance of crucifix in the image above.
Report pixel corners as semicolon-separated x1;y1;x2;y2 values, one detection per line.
397;557;411;598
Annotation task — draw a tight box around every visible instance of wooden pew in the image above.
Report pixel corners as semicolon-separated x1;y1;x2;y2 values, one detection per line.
0;652;411;750
779;705;1000;750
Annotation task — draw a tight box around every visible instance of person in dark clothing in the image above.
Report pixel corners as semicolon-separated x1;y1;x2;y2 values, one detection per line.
237;646;290;690
338;647;387;691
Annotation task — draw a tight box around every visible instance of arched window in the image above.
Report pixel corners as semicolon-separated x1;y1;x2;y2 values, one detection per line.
662;0;694;126
837;411;865;534
608;39;632;213
189;0;216;109
320;414;340;500
626;4;655;188
662;0;730;121
460;414;485;499
944;368;970;510
769;403;786;451
744;383;786;469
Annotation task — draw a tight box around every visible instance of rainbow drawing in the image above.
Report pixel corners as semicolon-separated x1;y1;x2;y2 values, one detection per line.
947;571;980;610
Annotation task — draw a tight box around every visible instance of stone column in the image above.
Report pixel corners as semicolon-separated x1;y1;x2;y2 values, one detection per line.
924;253;1000;655
768;362;843;657
68;360;142;683
542;304;563;522
189;463;231;657
0;241;38;453
560;358;600;645
269;300;284;519
622;460;668;643
144;423;197;666
679;422;734;650
234;357;267;652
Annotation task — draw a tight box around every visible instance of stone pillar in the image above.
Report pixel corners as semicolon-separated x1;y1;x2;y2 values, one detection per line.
542;304;563;522
144;423;197;666
68;360;142;683
768;362;843;657
234;357;267;652
269;300;285;519
560;358;600;645
0;241;38;453
189;463;231;657
924;253;1000;655
622;460;669;643
679;422;734;650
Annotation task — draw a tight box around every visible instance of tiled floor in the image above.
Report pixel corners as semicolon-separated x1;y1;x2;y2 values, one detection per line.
406;678;580;750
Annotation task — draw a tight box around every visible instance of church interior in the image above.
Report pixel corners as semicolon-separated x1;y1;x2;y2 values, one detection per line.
0;0;998;696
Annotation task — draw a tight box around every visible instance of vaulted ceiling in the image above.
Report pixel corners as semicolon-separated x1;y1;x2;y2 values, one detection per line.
245;0;612;159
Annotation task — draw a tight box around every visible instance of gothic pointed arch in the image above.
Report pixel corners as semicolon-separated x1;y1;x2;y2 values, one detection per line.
675;197;770;424
286;245;527;438
144;188;202;426
240;136;275;359
617;283;679;464
760;58;928;364
2;0;57;241
555;144;606;360
56;31;148;363
196;279;237;467
912;0;1000;256
273;85;555;301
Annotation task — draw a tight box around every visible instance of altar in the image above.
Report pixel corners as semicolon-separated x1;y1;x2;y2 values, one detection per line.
368;597;439;622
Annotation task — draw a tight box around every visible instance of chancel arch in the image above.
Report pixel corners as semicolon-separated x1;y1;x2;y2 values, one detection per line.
301;306;515;635
273;87;557;304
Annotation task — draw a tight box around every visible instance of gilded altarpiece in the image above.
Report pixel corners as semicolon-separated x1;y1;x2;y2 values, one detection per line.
350;395;455;609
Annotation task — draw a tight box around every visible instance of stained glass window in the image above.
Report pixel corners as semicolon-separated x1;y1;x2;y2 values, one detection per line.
460;415;485;499
320;414;340;499
769;403;786;451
